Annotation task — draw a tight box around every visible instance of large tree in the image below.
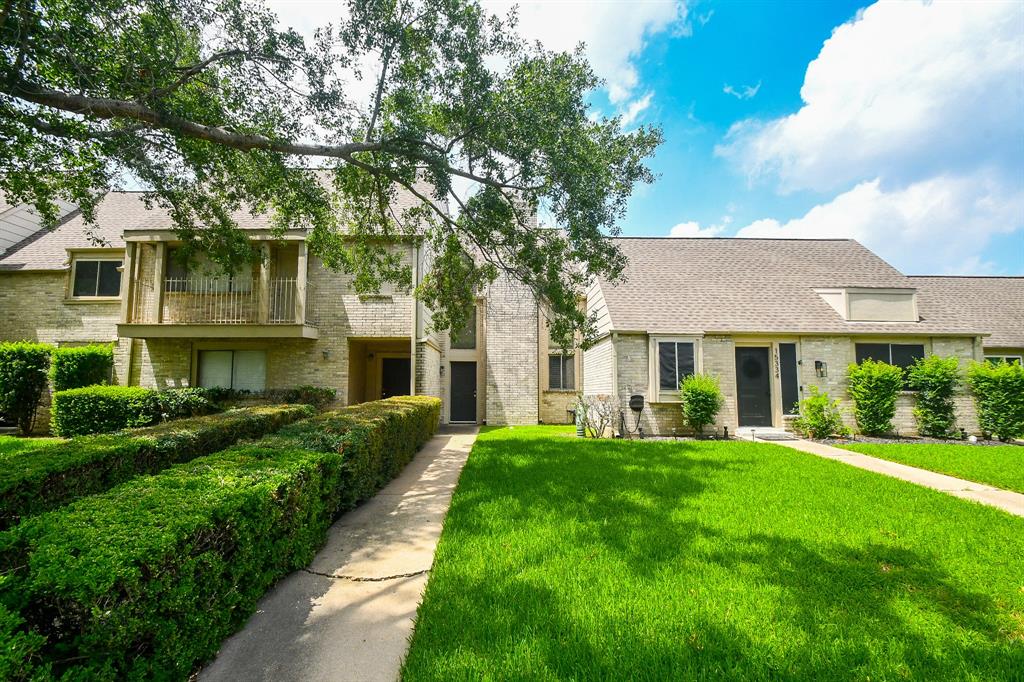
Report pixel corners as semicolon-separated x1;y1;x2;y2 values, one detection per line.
0;0;661;343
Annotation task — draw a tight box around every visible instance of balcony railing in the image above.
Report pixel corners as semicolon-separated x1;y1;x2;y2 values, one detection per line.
127;276;313;325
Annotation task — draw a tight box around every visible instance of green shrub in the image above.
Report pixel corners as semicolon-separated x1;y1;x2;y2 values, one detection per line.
49;344;113;391
205;385;337;410
846;359;904;435
907;355;960;438
0;342;52;435
158;387;218;420
0;396;440;680
50;385;160;437
0;404;314;529
792;386;849;439
0;604;45;680
967;360;1024;441
679;374;724;436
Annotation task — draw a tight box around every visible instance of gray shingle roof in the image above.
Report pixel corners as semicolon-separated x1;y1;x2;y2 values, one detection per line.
0;179;437;271
910;276;1024;348
596;237;987;337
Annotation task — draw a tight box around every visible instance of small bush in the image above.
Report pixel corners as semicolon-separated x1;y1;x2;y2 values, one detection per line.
0;397;440;680
49;344;113;391
50;385;160;437
679;374;724;436
204;385;337;410
846;359;904;435
0;342;52;435
792;386;849;439
0;404;314;529
907;355;960;438
575;394;618;438
967;360;1024;441
158;387;218;420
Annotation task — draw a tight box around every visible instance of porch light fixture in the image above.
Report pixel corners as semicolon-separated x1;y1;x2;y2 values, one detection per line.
814;360;828;378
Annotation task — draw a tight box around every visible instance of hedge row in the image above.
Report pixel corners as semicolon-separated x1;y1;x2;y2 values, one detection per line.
0;404;315;530
49;344;114;392
0;396;441;680
51;385;161;437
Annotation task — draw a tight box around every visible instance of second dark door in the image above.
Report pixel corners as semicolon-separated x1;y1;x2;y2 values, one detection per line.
450;361;477;422
380;357;411;399
735;347;772;427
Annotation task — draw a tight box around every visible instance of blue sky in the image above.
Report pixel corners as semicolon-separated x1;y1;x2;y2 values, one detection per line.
494;0;1024;276
613;0;866;235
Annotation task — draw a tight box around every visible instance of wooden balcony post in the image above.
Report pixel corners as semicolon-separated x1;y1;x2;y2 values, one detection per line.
295;241;307;324
258;242;271;324
152;242;166;323
119;242;136;323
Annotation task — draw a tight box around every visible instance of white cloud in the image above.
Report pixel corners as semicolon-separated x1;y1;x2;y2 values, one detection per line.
722;81;760;100
620;92;654;126
710;0;1024;274
669;215;731;238
733;174;1023;274
716;0;1024;192
482;1;687;105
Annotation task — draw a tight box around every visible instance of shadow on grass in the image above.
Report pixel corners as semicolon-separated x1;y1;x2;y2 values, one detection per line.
405;432;1024;680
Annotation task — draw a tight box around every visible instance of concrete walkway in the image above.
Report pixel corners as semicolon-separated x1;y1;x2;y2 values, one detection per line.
200;427;478;682
778;438;1024;518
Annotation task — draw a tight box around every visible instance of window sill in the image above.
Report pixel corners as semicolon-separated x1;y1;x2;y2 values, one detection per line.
64;297;121;304
544;388;577;394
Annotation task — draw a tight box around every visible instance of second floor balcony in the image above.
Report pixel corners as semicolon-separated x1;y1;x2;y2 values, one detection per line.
117;239;318;339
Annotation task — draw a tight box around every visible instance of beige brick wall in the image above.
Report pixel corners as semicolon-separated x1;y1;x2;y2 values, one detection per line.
483;275;539;425
0;271;130;432
800;335;981;436
605;331;985;437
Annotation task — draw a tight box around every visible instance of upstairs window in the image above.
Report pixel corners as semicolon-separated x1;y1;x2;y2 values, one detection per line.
548;353;575;391
658;341;695;392
450;306;477;350
71;258;122;297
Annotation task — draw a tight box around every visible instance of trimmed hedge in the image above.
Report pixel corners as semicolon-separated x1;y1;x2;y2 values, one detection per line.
157;387;218;420
49;344;114;392
0;404;315;530
967;360;1024;441
0;342;52;435
846;359;904;435
679;373;724;436
907;355;961;438
0;396;440;680
51;385;160;437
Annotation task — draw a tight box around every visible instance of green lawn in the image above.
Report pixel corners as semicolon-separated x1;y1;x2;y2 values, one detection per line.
403;426;1024;681
839;443;1024;494
0;434;61;458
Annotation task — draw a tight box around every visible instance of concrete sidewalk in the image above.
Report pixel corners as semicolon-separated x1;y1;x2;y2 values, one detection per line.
200;427;478;682
778;438;1024;518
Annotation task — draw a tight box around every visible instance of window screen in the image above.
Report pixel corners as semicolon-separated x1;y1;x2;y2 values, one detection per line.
779;343;799;415
450;307;477;349
658;341;695;391
890;344;924;371
854;343;890;364
548;354;575;390
72;259;122;297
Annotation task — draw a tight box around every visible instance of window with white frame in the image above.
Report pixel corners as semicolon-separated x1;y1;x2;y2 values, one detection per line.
197;350;266;391
548;353;575;390
71;257;122;297
654;339;696;400
986;355;1022;365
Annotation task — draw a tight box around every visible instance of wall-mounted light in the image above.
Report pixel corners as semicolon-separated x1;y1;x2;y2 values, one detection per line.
322;350;330;361
814;360;828;378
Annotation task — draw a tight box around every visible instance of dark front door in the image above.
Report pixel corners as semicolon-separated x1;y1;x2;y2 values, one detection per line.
380;357;411;399
450;361;477;422
736;347;772;427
